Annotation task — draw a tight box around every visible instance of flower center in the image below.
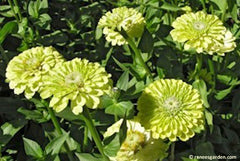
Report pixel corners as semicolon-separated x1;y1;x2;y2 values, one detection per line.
65;72;84;87
121;130;145;152
25;58;42;71
193;21;206;31
163;96;181;111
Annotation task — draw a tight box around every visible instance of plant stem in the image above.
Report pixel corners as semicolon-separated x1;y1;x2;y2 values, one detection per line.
7;0;19;22
200;0;207;12
13;0;22;22
83;126;88;152
46;106;75;161
126;37;153;80
169;142;175;161
221;0;228;22
193;54;203;80
207;58;216;91
81;107;110;161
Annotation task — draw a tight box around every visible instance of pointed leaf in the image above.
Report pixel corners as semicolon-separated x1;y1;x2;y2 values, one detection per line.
45;133;69;155
23;137;43;159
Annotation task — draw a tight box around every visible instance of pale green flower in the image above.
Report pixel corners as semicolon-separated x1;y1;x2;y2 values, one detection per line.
170;11;236;55
98;7;145;46
104;119;169;161
137;79;205;142
208;30;236;55
39;58;112;115
5;46;64;99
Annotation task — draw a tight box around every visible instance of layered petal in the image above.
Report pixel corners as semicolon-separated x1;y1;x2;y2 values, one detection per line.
170;11;236;55
137;79;205;142
104;119;169;161
98;7;145;46
5;46;64;99
40;58;112;114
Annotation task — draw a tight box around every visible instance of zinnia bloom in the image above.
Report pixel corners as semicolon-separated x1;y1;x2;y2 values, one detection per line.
137;79;205;142
104;119;169;161
5;46;64;99
98;7;145;46
39;58;112;115
170;11;236;55
209;30;236;55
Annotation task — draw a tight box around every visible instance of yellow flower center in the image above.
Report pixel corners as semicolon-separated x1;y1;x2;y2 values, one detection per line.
65;72;84;87
121;130;145;152
25;58;42;71
193;21;206;31
163;96;181;111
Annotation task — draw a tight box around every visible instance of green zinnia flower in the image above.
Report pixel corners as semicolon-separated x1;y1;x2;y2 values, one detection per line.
137;79;205;142
104;119;169;161
98;7;145;46
170;11;236;55
39;58;112;115
209;30;236;55
5;46;64;99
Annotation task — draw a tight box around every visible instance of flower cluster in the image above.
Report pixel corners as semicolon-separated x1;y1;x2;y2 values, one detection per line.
5;46;64;99
170;11;236;55
39;58;112;115
104;119;169;161
6;47;112;115
137;79;205;141
98;7;145;46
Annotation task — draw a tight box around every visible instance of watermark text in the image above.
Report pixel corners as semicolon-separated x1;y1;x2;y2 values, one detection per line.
189;155;237;160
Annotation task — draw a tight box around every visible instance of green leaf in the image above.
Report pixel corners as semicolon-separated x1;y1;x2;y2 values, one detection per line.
29;98;46;109
139;29;154;53
156;24;172;37
228;0;238;22
44;154;59;161
23;137;44;159
0;5;15;17
17;107;50;123
129;64;146;79
210;0;227;11
105;101;134;118
101;48;113;67
39;30;68;46
205;110;213;133
217;74;239;86
215;86;234;100
103;133;121;157
100;95;116;108
0;21;18;44
119;118;127;145
192;79;210;108
75;153;104;161
160;2;181;11
0;119;27;146
55;107;80;121
116;71;129;91
35;13;52;29
39;0;48;11
45;133;69;155
95;27;103;40
28;1;39;18
112;57;129;72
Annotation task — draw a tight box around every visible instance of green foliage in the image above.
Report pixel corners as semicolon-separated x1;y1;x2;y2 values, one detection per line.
23;137;44;159
0;0;240;160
